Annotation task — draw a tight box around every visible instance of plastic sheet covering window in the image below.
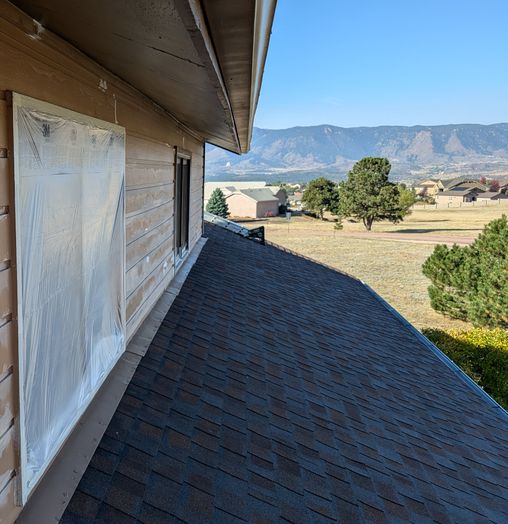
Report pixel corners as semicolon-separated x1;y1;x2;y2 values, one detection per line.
13;94;126;498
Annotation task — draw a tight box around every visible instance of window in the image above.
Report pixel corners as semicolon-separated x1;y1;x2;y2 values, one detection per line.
13;94;126;499
175;154;190;261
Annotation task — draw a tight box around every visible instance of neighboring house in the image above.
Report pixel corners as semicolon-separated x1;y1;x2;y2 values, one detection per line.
415;177;488;197
442;177;488;191
0;1;275;522
204;181;267;204
414;178;444;196
226;187;280;218
476;191;508;201
435;186;483;204
204;181;286;217
267;185;288;205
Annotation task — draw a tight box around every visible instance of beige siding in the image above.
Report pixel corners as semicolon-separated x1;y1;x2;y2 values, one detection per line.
125;135;177;337
256;200;279;218
189;154;204;248
0;2;204;519
226;193;257;218
226;193;279;219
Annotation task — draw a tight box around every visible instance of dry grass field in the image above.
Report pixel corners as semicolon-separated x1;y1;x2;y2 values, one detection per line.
241;203;508;330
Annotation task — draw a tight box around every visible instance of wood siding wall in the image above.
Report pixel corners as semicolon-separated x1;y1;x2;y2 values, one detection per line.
0;2;204;520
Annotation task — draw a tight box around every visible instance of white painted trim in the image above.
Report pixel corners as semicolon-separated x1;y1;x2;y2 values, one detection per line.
247;0;278;152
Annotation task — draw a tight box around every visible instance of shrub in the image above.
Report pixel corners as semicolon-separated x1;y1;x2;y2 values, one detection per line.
422;215;508;328
422;327;508;408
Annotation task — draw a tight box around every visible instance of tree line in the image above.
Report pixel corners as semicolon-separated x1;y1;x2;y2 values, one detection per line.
302;157;416;230
206;156;416;228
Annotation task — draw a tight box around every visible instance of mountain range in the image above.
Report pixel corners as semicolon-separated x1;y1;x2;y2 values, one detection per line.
205;123;508;184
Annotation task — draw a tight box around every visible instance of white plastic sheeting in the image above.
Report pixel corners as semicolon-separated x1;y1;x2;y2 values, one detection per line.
13;94;126;499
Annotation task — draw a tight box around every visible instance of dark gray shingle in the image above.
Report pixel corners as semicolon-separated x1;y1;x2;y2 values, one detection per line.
62;224;508;523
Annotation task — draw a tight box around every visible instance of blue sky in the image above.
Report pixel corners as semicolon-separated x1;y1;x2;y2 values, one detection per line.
254;0;508;129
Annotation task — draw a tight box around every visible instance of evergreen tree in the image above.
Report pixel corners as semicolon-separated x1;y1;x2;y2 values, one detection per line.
301;177;340;219
422;244;472;322
422;215;508;328
339;158;412;230
206;188;229;218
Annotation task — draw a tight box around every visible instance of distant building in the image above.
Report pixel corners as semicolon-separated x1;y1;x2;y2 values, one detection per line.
204;181;267;203
204;181;286;218
414;179;444;196
476;191;508;201
416;177;490;200
441;178;488;191
267;186;288;206
226;188;280;218
499;182;508;194
435;186;483;204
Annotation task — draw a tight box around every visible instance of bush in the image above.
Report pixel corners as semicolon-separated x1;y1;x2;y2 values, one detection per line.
422;215;508;328
422;327;508;408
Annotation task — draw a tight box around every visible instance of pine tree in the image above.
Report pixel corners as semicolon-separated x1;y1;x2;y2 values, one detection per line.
206;188;229;218
301;177;340;219
422;215;508;328
338;158;412;230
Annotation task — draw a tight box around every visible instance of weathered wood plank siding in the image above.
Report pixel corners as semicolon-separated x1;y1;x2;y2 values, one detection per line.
0;88;17;521
0;2;205;519
125;135;177;337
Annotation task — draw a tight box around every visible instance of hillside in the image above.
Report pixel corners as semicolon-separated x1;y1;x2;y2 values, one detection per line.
206;123;508;184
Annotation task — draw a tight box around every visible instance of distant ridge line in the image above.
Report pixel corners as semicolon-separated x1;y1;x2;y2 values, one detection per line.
206;122;508;184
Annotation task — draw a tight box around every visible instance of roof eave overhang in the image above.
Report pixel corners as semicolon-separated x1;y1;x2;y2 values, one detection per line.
10;0;277;155
245;0;277;153
172;0;242;153
201;0;277;154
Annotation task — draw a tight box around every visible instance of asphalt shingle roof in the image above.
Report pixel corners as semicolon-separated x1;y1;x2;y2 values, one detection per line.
238;188;279;202
62;224;508;523
439;188;478;196
477;192;508;199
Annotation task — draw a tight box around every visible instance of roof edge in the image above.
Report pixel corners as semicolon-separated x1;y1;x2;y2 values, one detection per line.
244;0;277;153
362;282;508;420
174;0;242;153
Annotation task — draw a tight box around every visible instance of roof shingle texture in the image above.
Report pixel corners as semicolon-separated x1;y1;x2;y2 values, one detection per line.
238;187;279;202
62;224;508;523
